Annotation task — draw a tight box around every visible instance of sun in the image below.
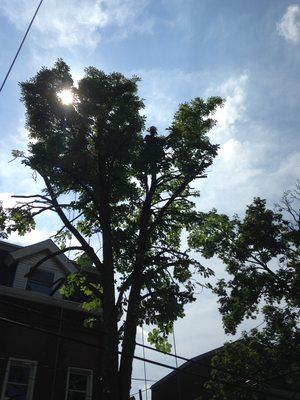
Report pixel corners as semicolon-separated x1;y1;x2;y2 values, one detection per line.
57;89;74;105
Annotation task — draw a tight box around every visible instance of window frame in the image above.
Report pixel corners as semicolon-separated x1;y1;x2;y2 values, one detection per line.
65;367;93;400
25;269;55;295
1;357;37;400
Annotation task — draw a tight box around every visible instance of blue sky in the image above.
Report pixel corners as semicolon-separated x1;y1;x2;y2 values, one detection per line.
0;0;300;395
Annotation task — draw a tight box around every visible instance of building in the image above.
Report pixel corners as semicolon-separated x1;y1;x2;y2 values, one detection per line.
151;348;215;400
0;239;103;400
151;345;300;400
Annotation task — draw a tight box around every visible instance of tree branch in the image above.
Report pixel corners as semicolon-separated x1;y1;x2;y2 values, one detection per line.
25;246;83;278
149;165;206;234
41;173;103;271
250;254;285;284
12;194;52;202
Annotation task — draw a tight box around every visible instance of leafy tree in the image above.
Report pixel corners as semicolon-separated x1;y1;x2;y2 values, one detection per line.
189;184;300;399
5;59;224;400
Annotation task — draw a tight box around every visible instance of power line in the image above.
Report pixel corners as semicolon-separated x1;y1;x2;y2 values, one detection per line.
0;297;298;398
0;315;292;400
0;0;44;94
136;337;300;394
0;355;156;384
0;314;205;379
130;387;150;398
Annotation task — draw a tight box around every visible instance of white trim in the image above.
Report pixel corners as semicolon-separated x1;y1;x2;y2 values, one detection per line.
0;357;37;400
7;239;77;274
65;367;93;400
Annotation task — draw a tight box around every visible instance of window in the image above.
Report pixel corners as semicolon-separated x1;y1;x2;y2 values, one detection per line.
1;358;37;400
26;269;55;295
65;368;93;400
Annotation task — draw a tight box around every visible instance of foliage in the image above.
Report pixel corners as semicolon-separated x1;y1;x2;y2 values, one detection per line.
0;202;36;238
5;59;224;399
190;184;300;399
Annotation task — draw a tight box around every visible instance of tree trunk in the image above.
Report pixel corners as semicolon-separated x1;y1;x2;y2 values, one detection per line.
98;190;119;400
101;233;119;400
118;183;156;399
118;278;142;400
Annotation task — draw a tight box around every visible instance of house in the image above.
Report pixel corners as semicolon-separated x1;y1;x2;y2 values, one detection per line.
151;348;215;400
151;344;300;400
0;239;103;400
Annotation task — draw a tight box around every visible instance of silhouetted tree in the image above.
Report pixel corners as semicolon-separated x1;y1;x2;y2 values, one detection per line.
189;183;300;399
3;60;224;400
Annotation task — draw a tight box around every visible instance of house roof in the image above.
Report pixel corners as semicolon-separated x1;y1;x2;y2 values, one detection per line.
151;346;222;390
0;238;102;306
7;239;78;274
0;240;23;286
0;240;22;252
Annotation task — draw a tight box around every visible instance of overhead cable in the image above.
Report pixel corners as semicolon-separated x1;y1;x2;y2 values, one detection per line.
0;0;44;94
0;315;291;400
0;297;298;397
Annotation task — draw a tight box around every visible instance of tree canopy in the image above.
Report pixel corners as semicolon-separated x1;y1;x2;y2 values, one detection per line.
2;59;224;399
189;183;300;399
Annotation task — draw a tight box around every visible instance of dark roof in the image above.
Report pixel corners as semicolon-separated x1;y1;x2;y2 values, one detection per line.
0;240;22;251
151;346;222;390
0;240;23;286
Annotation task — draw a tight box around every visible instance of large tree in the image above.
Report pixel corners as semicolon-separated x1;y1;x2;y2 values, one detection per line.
189;184;300;399
4;60;223;399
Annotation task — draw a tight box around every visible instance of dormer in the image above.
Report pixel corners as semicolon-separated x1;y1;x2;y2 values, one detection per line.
4;239;77;300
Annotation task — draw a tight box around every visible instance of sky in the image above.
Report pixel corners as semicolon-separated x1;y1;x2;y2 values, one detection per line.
0;0;300;397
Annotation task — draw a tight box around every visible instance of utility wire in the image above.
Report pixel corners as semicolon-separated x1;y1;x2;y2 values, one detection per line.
0;355;155;384
132;378;156;383
0;315;292;400
131;387;150;398
0;297;298;396
0;0;44;94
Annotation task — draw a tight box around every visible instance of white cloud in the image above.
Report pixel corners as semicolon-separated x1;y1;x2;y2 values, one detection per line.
0;192;18;209
0;192;58;246
0;0;151;50
207;73;248;142
214;74;247;130
0;117;50;197
194;73;298;214
136;68;214;129
277;4;300;44
7;227;56;247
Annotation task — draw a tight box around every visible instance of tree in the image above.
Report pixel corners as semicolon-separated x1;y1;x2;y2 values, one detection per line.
189;184;300;399
4;59;224;400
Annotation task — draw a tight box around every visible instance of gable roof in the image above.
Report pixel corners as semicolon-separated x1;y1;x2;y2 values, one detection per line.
6;239;77;274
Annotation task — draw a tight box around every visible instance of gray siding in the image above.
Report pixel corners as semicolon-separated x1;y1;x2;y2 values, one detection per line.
13;250;66;299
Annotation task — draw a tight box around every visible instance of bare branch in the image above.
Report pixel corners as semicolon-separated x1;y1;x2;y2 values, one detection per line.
41;173;103;271
12;194;52;202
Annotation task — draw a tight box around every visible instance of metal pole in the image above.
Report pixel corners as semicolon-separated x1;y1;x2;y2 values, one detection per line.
139;389;143;400
173;327;182;400
141;326;148;400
